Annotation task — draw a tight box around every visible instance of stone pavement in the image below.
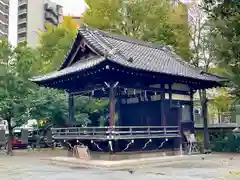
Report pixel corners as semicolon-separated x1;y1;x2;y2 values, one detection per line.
0;151;240;180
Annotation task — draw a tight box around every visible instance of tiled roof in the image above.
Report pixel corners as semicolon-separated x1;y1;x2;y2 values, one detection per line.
31;25;226;83
30;57;105;82
79;26;224;82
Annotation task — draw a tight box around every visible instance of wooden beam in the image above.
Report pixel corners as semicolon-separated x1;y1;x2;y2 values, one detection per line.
190;89;194;122
169;83;173;107
160;83;165;126
119;84;190;95
70;88;191;100
68;93;75;126
116;88;122;126
109;84;116;127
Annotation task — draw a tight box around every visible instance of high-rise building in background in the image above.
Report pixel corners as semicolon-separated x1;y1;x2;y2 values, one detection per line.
0;0;9;39
17;0;63;47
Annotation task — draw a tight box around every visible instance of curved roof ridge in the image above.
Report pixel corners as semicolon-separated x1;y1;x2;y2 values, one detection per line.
79;26;131;63
79;25;165;50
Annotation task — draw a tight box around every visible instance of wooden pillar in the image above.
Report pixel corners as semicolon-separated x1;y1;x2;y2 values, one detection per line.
178;102;183;155
109;85;116;127
169;83;172;108
190;89;194;123
114;89;121;152
108;84;116;153
201;89;210;151
160;84;165;126
116;92;121;126
68;93;74;126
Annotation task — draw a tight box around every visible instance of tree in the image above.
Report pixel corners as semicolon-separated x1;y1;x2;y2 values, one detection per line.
211;88;233;123
82;0;192;60
207;67;233;123
188;2;216;150
168;2;192;61
200;0;239;150
187;1;232;150
0;41;34;155
37;16;79;73
26;88;68;127
13;42;39;79
203;0;240;98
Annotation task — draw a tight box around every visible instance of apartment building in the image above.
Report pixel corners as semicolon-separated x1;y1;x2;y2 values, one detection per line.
17;0;63;47
0;0;9;39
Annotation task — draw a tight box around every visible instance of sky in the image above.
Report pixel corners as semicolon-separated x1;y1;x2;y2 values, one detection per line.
8;0;87;46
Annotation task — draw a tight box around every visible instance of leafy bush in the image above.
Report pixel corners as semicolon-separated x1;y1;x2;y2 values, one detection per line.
211;134;240;152
196;132;204;152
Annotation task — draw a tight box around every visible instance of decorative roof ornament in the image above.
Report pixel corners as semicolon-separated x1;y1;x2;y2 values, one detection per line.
104;48;119;58
104;47;134;63
128;57;133;63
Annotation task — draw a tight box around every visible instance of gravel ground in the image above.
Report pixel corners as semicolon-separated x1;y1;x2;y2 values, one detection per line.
0;150;240;180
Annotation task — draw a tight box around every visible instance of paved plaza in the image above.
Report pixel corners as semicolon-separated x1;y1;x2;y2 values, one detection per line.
0;150;240;180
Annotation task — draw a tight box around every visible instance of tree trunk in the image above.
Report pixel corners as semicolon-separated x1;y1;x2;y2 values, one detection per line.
200;90;211;152
217;110;221;124
6;118;13;156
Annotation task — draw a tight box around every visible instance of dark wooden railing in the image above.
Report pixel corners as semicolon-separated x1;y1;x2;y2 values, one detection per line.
51;126;180;140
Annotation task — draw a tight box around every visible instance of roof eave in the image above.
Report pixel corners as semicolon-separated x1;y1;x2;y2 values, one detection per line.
29;56;107;84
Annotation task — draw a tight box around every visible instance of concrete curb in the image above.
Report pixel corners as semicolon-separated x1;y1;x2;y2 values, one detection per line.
42;154;206;169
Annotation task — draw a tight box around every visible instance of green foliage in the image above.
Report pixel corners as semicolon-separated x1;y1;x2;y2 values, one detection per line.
211;134;240;152
82;0;192;60
13;43;39;79
211;88;233;113
74;97;108;126
0;40;32;126
37;16;78;73
26;88;68;127
0;39;13;77
203;0;240;98
196;132;204;151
